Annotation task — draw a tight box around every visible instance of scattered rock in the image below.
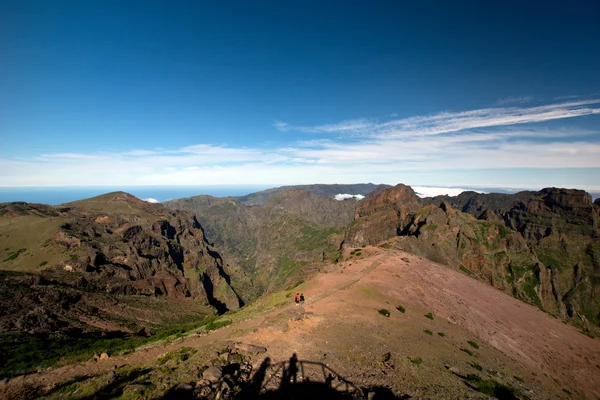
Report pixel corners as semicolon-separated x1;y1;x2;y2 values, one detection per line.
125;383;147;392
196;379;211;387
401;257;410;263
233;342;267;355
175;383;193;392
99;353;110;360
137;327;152;337
107;370;116;384
382;352;392;363
203;366;223;383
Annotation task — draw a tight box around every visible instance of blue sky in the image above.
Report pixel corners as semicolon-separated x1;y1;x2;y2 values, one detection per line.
1;1;599;190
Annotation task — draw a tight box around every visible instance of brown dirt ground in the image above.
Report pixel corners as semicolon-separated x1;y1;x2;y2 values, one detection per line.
7;247;600;399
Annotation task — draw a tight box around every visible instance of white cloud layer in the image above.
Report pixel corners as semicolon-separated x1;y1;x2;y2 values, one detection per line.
334;193;365;201
143;198;160;203
412;187;485;198
2;99;600;190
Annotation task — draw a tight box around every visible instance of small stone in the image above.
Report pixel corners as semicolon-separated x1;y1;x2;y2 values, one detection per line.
219;352;229;362
401;257;410;263
198;385;213;397
203;366;223;383
125;383;147;392
137;327;152;337
99;353;109;360
175;383;193;391
107;371;116;384
382;352;392;363
197;379;211;387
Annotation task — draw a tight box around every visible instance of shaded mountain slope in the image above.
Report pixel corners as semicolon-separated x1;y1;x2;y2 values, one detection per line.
164;188;360;301
345;184;600;332
0;192;241;337
422;190;537;219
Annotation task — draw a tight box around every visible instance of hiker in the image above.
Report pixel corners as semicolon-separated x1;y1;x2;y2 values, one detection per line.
295;293;300;305
300;293;305;305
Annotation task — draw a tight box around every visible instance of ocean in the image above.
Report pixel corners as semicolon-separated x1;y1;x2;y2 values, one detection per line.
0;186;273;205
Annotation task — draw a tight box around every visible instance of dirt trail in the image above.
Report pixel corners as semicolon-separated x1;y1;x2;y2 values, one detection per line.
15;250;390;390
13;248;600;399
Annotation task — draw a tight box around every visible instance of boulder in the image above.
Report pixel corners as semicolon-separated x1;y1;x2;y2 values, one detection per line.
202;366;223;383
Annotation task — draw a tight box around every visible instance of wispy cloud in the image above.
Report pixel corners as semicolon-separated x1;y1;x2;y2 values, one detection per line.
276;100;600;138
2;100;600;190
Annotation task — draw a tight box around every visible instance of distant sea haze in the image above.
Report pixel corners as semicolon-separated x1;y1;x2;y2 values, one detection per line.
0;185;597;205
0;186;272;205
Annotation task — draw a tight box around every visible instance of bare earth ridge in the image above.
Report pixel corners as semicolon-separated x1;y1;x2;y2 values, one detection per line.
7;248;600;399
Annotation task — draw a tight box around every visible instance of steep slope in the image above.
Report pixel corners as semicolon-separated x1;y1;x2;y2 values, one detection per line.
164;188;359;301
0;193;241;338
345;185;600;332
8;249;599;399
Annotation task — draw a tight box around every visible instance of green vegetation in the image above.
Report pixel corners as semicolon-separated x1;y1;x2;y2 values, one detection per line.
361;287;375;296
69;254;78;261
437;332;445;337
0;315;228;378
461;348;474;356
464;374;523;399
522;273;543;309
424;312;434;320
514;375;524;383
467;340;479;349
378;309;391;317
3;248;26;262
285;280;304;291
562;389;572;395
421;222;438;231
157;347;197;365
459;264;473;275
469;362;483;371
423;329;433;335
276;257;308;282
410;357;423;365
39;261;48;267
295;225;341;251
396;305;406;313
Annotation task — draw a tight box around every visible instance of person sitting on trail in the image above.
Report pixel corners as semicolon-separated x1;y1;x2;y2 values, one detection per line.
300;293;305;305
295;293;300;305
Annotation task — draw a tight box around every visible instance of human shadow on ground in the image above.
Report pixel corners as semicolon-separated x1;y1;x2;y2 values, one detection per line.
161;353;410;399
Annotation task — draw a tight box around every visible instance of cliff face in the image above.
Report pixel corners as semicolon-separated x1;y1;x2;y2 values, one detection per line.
0;193;241;335
345;184;421;247
164;188;358;301
345;185;600;331
503;188;600;324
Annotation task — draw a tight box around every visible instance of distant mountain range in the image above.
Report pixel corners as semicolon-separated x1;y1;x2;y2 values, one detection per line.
1;182;598;364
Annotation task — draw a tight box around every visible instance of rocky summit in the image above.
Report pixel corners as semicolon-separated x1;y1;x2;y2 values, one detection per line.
1;184;599;400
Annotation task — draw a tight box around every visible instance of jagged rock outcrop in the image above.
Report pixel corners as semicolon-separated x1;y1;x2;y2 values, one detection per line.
0;192;242;335
344;184;421;247
345;185;600;330
165;188;361;300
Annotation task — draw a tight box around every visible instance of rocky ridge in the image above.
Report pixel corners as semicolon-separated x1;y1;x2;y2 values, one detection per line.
345;184;600;331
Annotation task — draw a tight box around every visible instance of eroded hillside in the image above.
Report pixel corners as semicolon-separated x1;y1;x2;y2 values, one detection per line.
0;192;241;341
346;184;600;333
164;188;365;301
